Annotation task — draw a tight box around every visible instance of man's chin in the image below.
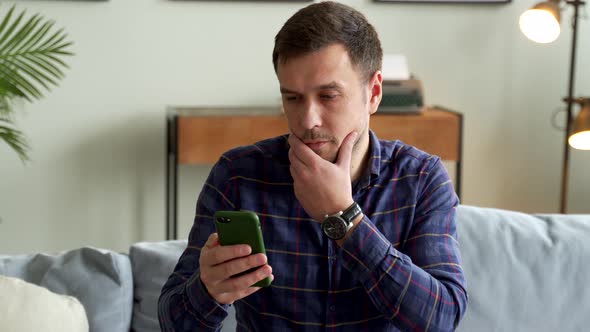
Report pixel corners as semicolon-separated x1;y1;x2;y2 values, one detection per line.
314;150;338;163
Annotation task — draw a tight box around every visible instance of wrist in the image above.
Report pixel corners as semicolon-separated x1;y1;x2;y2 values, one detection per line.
335;213;363;246
324;198;355;218
321;201;362;242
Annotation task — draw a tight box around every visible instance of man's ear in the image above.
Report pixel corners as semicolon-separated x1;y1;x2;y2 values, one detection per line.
368;71;383;115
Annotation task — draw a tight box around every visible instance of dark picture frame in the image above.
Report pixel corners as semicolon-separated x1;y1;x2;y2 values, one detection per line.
375;0;510;3
168;0;311;2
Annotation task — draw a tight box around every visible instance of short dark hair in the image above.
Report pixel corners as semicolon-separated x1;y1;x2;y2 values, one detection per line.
272;1;383;83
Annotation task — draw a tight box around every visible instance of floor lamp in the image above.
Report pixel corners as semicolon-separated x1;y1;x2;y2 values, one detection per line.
519;0;590;213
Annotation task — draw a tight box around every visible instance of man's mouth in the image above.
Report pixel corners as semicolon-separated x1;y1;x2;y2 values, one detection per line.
305;141;328;151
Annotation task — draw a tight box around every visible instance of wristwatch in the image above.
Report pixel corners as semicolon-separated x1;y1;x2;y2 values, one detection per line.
321;202;362;240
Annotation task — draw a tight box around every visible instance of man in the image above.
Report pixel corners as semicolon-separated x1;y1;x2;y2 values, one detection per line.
159;2;467;331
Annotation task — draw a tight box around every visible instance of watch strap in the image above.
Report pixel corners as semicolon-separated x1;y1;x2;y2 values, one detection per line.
341;202;362;224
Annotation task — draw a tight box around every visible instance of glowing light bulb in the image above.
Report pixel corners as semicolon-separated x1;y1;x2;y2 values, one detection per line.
519;9;561;43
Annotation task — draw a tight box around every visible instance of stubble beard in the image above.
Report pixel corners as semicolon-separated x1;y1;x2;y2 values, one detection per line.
300;130;338;162
303;128;364;164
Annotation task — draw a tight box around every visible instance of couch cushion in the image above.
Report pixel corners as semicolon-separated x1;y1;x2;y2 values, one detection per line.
0;275;89;332
130;240;239;332
0;247;133;332
129;240;187;332
456;205;590;331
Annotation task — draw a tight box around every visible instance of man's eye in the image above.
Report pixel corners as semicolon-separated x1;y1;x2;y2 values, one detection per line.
321;94;338;100
284;96;298;102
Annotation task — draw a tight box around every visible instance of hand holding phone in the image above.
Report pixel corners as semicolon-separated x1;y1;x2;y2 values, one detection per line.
198;211;273;305
214;211;272;288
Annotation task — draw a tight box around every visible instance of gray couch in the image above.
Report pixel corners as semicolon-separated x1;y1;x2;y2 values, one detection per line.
1;205;589;331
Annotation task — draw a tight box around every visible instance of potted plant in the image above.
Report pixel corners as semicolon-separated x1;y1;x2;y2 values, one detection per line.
0;5;73;162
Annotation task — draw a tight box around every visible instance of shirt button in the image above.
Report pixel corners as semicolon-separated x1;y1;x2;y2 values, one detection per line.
329;305;336;312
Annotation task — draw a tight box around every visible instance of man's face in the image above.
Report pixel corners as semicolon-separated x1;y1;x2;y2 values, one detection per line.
277;44;378;163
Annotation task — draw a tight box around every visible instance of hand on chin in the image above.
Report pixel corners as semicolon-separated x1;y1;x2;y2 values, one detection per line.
287;132;357;221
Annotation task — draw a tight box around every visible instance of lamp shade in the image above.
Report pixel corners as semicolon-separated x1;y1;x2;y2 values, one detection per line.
569;98;590;150
519;1;561;43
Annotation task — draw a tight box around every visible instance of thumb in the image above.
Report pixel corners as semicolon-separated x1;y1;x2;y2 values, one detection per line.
336;131;358;169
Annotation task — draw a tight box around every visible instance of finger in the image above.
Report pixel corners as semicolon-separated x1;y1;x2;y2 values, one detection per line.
288;133;320;166
207;253;267;281
205;233;220;249
201;243;252;266
214;274;274;305
287;133;299;149
214;264;273;294
288;135;311;170
288;148;307;176
336;131;358;169
238;285;262;298
235;274;275;298
199;233;221;267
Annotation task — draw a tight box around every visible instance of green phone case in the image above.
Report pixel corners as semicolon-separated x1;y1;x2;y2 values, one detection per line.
213;210;271;288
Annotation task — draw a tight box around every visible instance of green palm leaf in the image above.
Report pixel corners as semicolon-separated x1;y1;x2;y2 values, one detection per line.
0;6;73;101
0;117;29;162
0;4;72;161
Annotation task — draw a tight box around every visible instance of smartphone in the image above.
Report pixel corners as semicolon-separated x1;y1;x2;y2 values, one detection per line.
213;210;271;287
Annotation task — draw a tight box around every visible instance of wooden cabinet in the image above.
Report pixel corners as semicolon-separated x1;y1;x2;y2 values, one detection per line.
166;106;463;239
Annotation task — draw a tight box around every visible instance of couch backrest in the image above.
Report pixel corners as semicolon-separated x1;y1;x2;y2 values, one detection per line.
456;205;590;332
129;240;187;332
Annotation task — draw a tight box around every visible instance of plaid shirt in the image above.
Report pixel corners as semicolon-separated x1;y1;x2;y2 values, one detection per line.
159;130;468;331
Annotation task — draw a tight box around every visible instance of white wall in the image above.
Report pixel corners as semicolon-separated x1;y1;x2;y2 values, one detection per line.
1;0;588;254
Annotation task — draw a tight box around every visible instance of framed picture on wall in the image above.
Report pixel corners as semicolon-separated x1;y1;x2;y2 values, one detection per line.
168;0;311;1
375;0;510;3
12;0;108;1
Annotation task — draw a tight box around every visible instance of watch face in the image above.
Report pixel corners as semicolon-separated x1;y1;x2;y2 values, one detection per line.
322;216;347;240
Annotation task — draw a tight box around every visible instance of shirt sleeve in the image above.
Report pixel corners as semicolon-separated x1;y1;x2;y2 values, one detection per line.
158;156;237;332
339;157;468;332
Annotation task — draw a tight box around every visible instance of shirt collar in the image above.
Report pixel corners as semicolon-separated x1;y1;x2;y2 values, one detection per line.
368;129;382;178
353;130;381;192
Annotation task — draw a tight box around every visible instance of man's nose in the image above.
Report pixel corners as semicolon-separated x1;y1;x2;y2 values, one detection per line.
300;99;322;130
